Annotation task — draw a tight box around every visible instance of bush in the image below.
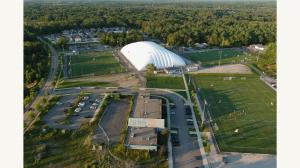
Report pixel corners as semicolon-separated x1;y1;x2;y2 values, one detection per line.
28;111;35;120
158;145;167;157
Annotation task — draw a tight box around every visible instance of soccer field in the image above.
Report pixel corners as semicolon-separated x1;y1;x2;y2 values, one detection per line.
184;49;249;67
193;73;276;154
70;51;125;77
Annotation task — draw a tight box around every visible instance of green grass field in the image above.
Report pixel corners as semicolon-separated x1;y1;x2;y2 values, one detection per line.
184;49;250;67
70;51;125;77
146;75;185;90
174;91;188;100
192;73;276;154
57;80;117;89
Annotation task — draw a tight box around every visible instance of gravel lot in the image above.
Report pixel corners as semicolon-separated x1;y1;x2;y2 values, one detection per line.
218;153;276;168
94;97;131;145
190;64;252;74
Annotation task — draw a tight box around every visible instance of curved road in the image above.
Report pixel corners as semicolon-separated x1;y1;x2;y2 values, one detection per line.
24;38;58;120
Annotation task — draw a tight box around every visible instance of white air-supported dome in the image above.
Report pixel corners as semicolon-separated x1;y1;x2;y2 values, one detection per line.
120;41;186;71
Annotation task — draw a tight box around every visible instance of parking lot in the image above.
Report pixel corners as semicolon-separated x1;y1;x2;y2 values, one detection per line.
94;97;131;145
149;90;204;168
43;94;104;129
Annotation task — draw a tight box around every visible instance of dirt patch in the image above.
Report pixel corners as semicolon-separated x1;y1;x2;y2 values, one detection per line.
190;64;252;74
221;153;276;168
66;73;141;88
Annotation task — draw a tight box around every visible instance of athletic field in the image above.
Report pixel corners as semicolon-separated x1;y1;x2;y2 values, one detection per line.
146;75;185;90
184;49;249;67
193;73;276;154
70;51;125;77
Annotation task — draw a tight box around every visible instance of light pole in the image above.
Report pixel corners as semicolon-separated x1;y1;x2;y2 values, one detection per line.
219;36;224;67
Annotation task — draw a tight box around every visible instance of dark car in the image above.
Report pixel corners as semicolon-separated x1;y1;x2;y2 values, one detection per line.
171;134;180;146
185;110;192;115
187;120;194;125
84;115;93;118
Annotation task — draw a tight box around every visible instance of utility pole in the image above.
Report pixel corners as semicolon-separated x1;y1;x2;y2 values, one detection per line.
219;36;224;67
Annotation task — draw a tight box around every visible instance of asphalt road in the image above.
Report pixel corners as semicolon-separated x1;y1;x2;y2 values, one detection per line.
24;38;59;133
24;38;58;112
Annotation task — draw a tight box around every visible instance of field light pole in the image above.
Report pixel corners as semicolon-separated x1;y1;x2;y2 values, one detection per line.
218;37;224;67
203;99;207;121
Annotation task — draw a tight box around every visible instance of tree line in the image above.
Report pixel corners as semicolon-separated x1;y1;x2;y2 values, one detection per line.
24;1;276;47
255;43;276;77
24;31;50;106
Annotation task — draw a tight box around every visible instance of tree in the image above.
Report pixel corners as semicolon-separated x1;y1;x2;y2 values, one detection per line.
57;36;68;48
145;64;156;76
257;43;276;77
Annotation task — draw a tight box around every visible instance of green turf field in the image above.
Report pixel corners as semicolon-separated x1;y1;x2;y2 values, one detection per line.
192;73;276;154
70;51;125;77
184;49;250;67
146;75;185;90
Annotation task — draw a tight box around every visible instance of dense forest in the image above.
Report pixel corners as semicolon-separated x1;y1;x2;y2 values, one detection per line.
24;31;50;106
100;30;144;46
24;1;276;47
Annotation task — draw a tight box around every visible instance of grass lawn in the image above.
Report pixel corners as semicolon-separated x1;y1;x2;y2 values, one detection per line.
184;49;250;67
70;51;125;77
174;91;187;100
146;75;185;90
57;80;117;89
192;73;276;154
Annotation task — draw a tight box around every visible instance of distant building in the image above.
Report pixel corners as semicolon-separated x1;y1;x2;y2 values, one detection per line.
164;67;181;74
62;30;70;35
248;44;265;52
186;64;199;72
74;36;82;43
194;43;208;48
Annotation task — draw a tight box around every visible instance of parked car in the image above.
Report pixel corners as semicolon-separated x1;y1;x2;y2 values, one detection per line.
171;134;180;146
56;101;62;105
187;120;194;125
92;103;99;106
95;98;102;103
78;102;85;107
170;109;176;115
83;96;89;101
84;115;93;118
74;107;81;113
185;110;192;115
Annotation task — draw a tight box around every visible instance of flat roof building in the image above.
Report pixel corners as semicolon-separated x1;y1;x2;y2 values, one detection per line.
126;91;164;151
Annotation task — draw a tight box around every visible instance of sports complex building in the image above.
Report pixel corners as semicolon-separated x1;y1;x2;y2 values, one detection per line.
120;41;186;71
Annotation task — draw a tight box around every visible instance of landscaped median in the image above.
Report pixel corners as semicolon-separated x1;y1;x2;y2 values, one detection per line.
89;94;111;127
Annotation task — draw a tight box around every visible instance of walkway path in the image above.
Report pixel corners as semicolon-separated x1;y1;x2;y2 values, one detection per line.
182;73;210;168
